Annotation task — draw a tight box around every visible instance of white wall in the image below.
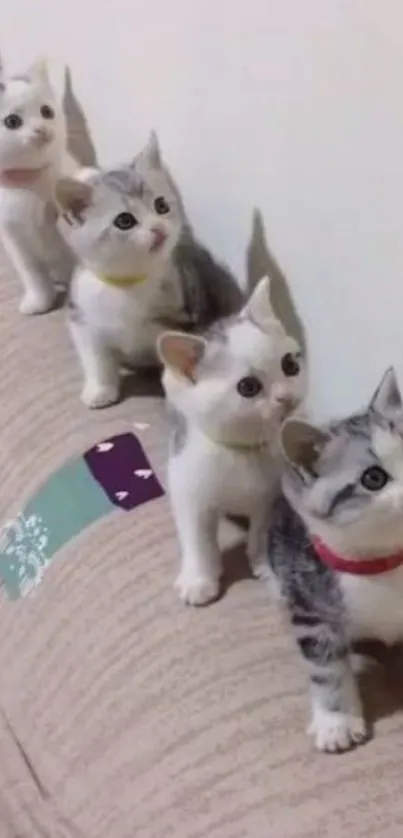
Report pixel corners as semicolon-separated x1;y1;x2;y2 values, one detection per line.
3;0;403;418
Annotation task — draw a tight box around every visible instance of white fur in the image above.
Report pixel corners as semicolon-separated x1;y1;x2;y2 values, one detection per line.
341;429;403;645
171;428;278;605
309;421;403;645
58;134;186;407
341;568;403;644
308;706;367;753
165;320;305;450
0;59;75;313
70;261;184;408
162;278;306;605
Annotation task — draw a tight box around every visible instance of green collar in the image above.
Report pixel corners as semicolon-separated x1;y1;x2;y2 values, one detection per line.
97;273;147;288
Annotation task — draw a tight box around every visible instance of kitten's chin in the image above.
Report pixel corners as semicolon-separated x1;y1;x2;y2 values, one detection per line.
202;419;271;448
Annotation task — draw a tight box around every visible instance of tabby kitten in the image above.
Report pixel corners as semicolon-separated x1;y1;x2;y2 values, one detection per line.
55;133;243;408
268;368;403;752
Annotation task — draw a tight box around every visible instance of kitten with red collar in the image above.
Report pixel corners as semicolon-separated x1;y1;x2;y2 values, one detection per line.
0;56;75;313
268;368;403;752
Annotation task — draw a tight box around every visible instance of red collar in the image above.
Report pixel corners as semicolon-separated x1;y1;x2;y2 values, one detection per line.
313;538;403;576
0;165;49;187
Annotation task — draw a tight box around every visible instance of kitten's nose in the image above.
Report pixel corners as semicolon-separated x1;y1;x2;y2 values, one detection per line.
150;226;167;253
271;382;294;406
274;395;296;419
274;394;294;407
32;127;53;146
264;392;296;421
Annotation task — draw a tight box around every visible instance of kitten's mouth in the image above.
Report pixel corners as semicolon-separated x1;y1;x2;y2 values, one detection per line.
0;164;50;187
150;227;167;253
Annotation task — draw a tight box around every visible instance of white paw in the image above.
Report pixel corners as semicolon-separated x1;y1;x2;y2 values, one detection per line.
251;560;272;581
251;561;282;598
175;573;220;606
19;289;56;315
308;708;367;753
81;382;119;409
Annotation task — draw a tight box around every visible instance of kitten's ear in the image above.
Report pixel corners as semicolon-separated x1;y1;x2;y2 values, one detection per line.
134;131;162;170
55;177;93;224
281;418;329;476
27;57;50;87
157;331;207;381
245;276;278;332
370;367;402;416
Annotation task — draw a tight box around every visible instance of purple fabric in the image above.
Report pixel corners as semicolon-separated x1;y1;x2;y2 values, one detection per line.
84;433;164;511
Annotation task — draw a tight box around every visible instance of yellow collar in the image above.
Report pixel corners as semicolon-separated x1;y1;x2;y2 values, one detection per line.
98;274;147;288
206;434;268;452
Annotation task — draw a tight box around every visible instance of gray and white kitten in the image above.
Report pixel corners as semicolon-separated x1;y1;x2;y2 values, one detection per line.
55;132;243;408
159;277;306;606
268;368;403;753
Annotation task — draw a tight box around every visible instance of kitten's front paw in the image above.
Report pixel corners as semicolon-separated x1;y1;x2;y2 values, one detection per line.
175;572;220;606
253;564;283;600
251;560;273;581
19;288;56;315
308;709;367;753
81;382;120;409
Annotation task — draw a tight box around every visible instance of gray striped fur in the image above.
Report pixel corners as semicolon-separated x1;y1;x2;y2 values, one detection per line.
268;494;360;736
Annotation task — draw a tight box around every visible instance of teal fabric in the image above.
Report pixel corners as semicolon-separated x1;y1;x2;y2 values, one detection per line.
0;457;112;599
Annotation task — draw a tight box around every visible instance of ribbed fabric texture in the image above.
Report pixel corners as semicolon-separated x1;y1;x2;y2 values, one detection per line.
1;251;403;837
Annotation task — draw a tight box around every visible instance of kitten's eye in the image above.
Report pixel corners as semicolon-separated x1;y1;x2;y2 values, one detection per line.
4;113;23;130
154;196;170;215
113;212;138;230
360;466;389;492
40;105;55;120
281;353;300;377
237;376;263;398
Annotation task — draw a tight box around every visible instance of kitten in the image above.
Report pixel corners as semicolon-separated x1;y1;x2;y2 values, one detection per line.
268;368;403;753
55;133;243;408
0;56;75;314
158;276;306;606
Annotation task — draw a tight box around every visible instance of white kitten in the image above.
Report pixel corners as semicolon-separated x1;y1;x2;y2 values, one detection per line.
158;277;307;606
55;133;242;409
0;56;75;314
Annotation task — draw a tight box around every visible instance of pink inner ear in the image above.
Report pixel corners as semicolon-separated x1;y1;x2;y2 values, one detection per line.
70;196;89;218
163;336;202;380
62;193;90;225
184;350;199;381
